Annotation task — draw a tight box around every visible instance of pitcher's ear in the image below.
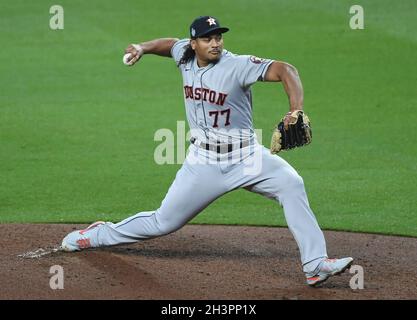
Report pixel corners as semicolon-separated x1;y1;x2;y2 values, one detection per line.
190;39;197;50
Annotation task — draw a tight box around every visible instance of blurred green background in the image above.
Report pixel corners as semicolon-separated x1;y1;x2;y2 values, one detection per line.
1;0;416;236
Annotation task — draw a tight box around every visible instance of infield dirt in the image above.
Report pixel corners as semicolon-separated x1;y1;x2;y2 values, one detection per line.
1;224;416;299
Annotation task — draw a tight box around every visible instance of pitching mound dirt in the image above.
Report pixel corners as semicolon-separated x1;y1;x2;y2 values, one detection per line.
1;224;416;299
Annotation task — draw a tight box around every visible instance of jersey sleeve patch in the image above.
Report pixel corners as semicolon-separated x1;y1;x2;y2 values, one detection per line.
235;55;273;87
250;56;267;64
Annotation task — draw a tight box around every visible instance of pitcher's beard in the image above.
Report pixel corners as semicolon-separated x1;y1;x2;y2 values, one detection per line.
209;56;221;64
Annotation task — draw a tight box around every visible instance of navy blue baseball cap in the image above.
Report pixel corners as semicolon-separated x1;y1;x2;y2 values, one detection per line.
190;16;229;38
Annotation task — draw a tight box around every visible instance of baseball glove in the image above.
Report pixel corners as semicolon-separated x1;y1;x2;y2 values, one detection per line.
270;110;312;154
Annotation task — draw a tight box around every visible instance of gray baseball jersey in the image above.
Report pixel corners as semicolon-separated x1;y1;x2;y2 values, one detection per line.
171;38;274;144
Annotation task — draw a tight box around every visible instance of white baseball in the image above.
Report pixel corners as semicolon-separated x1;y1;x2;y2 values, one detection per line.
123;53;133;65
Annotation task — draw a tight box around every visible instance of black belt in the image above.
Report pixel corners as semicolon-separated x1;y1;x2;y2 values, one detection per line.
190;137;251;154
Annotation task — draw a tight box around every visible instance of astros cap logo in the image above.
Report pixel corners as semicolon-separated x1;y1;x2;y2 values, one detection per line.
207;17;217;26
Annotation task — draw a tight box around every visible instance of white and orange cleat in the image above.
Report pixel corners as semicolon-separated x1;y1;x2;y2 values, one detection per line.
306;257;354;287
61;221;106;252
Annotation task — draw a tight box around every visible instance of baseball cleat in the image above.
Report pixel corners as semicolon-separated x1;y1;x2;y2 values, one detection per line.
61;221;106;252
306;257;354;287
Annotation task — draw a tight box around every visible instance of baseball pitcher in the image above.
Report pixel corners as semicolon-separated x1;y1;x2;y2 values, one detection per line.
62;16;353;286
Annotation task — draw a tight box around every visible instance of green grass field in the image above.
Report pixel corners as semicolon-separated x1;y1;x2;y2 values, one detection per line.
1;0;416;237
